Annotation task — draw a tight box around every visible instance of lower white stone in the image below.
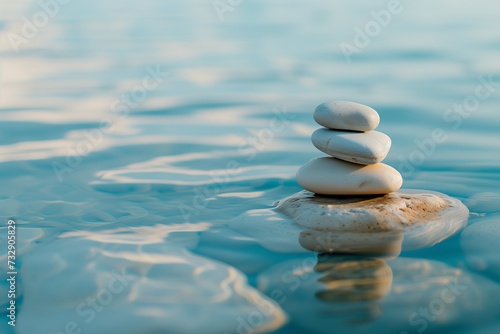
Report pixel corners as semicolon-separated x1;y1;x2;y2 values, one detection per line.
296;157;402;195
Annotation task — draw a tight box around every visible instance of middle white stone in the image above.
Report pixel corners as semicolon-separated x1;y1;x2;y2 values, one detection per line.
311;128;391;165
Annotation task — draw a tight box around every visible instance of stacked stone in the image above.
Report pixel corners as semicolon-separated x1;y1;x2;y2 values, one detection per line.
297;101;403;195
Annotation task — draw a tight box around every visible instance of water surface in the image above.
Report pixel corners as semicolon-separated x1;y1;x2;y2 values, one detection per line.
1;1;500;333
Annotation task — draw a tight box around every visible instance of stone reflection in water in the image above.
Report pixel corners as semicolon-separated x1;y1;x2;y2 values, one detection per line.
257;254;393;330
259;256;500;334
299;230;403;257
313;255;393;325
314;255;392;303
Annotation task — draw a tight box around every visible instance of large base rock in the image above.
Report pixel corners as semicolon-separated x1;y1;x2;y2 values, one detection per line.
230;189;469;255
276;189;468;254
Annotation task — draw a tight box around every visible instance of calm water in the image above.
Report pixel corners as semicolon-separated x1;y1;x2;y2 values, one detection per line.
1;1;500;333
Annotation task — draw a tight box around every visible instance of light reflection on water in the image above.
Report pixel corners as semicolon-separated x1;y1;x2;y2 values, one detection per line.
1;0;500;333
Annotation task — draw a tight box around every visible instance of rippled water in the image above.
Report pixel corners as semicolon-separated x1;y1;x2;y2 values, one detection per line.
1;1;500;333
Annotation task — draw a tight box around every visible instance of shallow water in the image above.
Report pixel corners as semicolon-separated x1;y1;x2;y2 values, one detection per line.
1;0;500;333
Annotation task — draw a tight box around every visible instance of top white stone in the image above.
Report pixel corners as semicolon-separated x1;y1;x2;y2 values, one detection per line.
314;101;380;131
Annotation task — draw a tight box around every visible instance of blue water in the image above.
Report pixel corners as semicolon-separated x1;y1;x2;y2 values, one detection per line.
1;1;500;333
